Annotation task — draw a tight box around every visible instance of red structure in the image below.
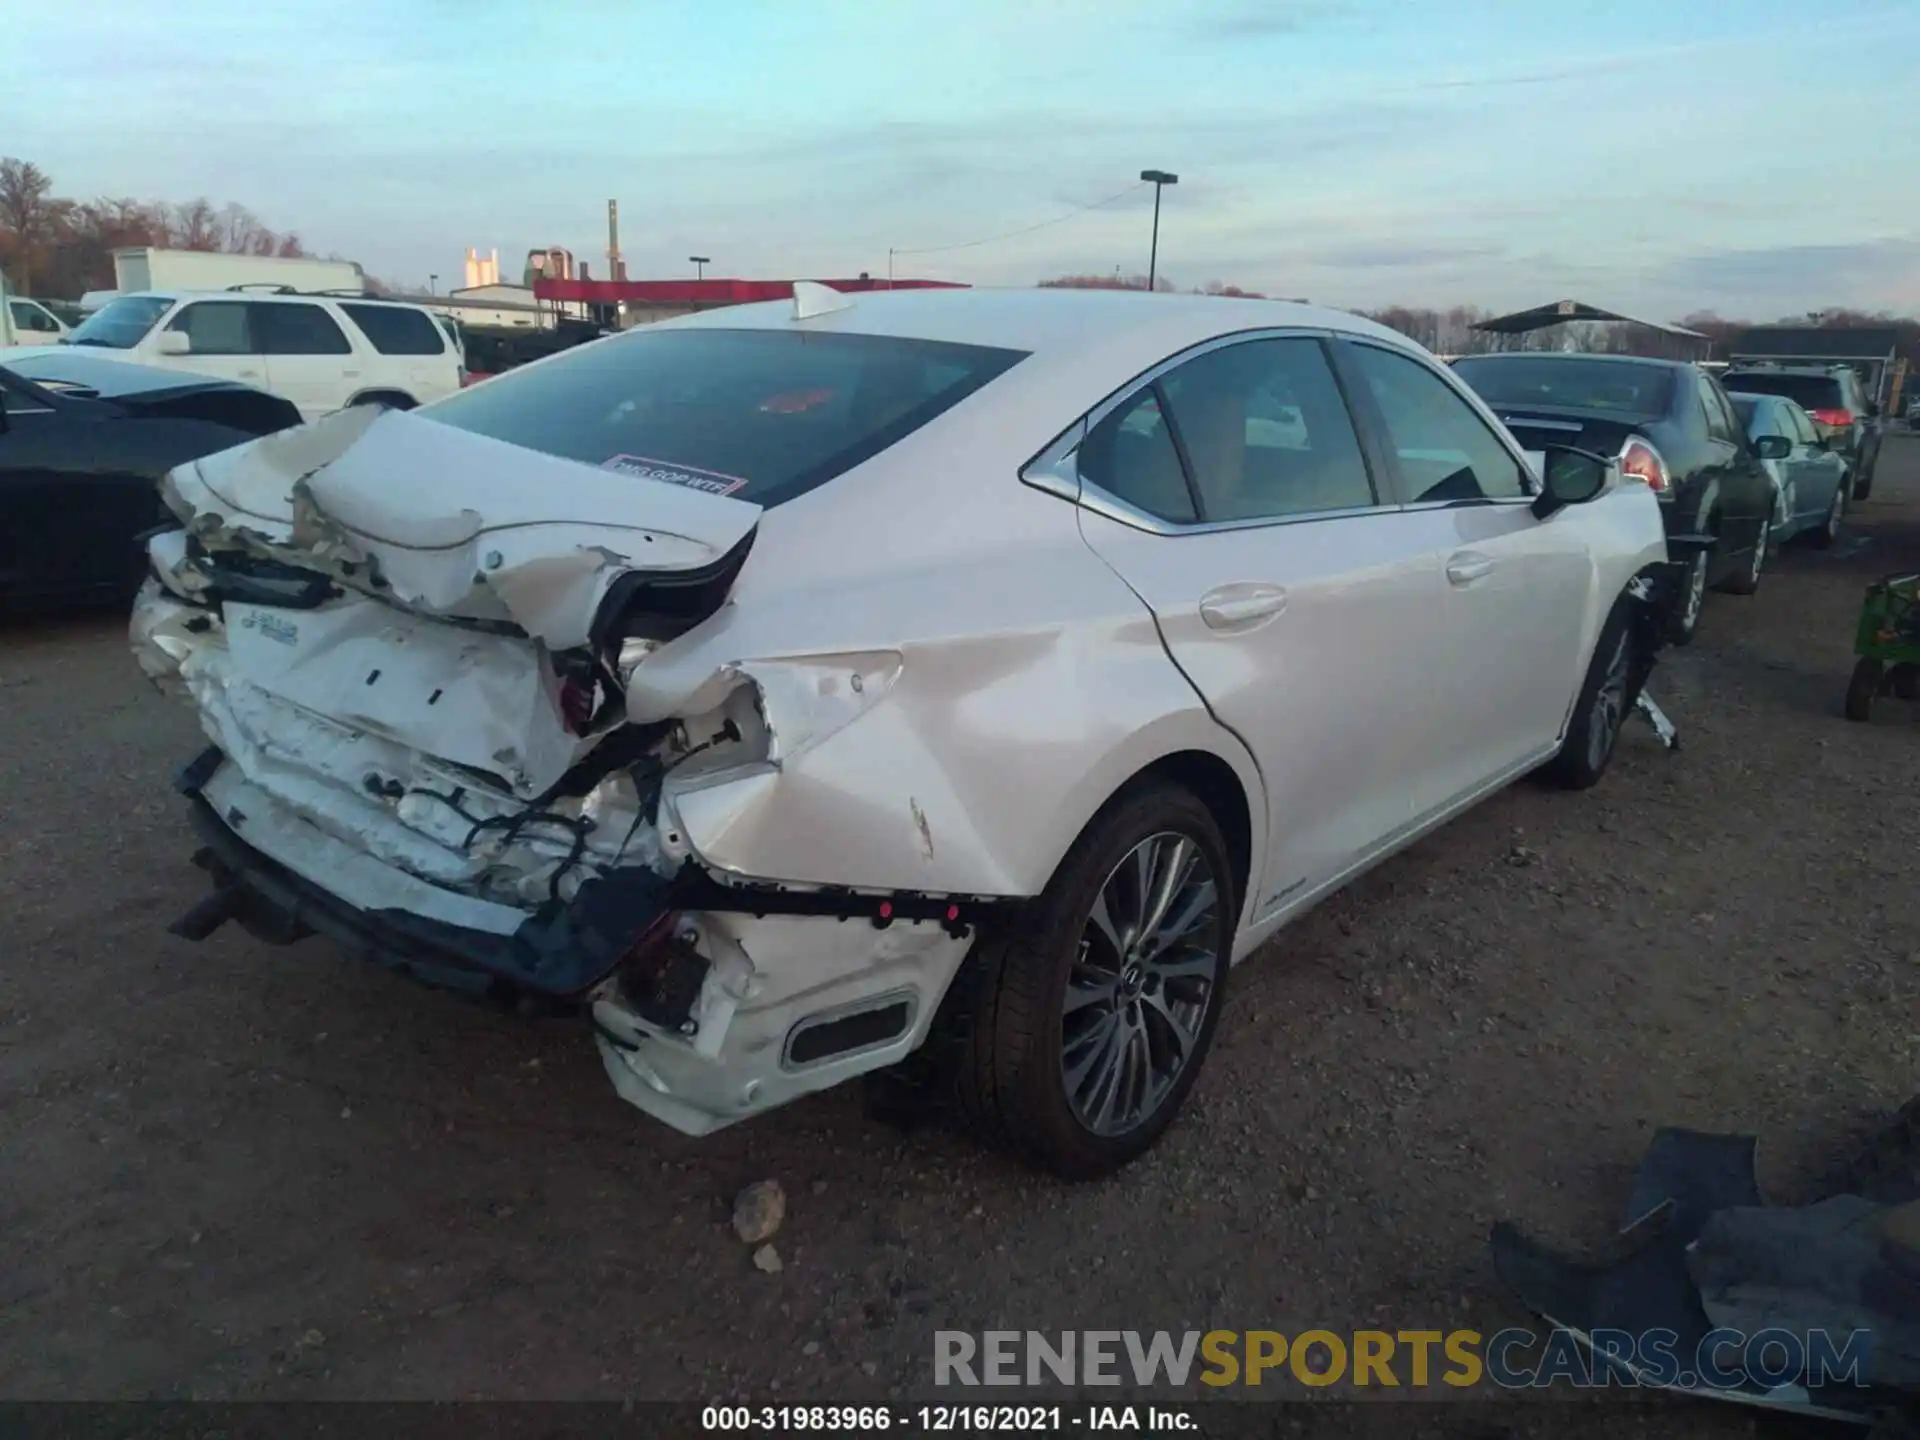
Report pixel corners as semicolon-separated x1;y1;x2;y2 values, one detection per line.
532;276;965;306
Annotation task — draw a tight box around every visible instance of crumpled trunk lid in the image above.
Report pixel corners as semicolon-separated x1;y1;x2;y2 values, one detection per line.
167;404;761;649
143;404;766;911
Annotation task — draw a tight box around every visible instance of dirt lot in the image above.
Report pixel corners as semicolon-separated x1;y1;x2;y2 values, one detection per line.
4;439;1918;1431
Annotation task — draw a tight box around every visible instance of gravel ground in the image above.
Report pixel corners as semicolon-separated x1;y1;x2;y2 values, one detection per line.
3;438;1918;1435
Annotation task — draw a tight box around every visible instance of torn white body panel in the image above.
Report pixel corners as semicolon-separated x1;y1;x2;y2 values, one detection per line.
591;912;971;1135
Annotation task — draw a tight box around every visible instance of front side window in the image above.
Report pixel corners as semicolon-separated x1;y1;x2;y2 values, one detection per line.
64;295;171;350
10;300;57;333
1077;386;1196;523
340;303;447;356
255;303;352;356
167;301;255;356
1158;337;1376;521
1349;343;1528;502
421;327;1025;509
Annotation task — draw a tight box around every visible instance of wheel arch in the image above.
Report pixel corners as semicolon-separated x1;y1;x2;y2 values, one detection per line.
346;388;417;410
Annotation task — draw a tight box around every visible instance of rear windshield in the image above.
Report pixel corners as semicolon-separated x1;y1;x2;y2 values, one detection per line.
1720;372;1843;410
64;295;171;350
421;326;1026;507
1450;356;1674;416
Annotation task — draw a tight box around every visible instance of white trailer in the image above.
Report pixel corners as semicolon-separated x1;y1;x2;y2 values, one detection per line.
111;248;367;296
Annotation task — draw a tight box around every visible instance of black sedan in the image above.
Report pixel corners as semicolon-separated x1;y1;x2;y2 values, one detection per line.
1;350;300;610
1451;353;1778;644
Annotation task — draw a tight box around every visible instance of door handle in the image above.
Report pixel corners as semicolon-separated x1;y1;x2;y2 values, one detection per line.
1446;552;1495;586
1199;583;1288;630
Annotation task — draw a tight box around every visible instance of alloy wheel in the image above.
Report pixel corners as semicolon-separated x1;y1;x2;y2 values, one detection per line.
1061;831;1223;1138
1680;552;1708;631
1586;629;1632;772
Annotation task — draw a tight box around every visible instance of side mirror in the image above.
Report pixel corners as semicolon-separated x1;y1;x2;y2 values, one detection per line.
1530;444;1612;520
1752;434;1792;460
156;330;192;357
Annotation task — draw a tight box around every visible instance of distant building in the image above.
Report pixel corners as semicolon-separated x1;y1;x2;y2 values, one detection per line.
462;247;502;289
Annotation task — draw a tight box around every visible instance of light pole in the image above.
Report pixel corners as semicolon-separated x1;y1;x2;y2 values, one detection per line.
428;273;438;295
690;255;710;281
1139;170;1177;292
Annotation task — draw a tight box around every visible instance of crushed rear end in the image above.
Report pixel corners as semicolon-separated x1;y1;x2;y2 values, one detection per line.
134;405;984;1135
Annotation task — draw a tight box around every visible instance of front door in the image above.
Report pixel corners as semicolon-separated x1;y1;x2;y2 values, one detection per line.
1069;332;1452;921
153;300;267;392
1333;338;1595;805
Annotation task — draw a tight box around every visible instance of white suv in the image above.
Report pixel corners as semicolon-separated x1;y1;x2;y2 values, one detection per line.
58;290;463;420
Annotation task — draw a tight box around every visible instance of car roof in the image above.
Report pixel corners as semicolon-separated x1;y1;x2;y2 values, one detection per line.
2;347;252;398
1452;351;1694;371
647;286;1420;367
117;289;430;310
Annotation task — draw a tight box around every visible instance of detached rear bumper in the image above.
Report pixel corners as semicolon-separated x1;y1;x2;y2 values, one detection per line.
176;756;673;1005
170;746;984;1135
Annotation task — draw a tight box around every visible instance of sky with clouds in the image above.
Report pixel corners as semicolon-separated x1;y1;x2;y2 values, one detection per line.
6;0;1918;318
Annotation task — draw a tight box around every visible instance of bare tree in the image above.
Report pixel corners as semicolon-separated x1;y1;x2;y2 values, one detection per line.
0;157;72;292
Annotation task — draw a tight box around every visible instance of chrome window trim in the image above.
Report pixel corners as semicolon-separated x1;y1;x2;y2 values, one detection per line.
1018;325;1404;537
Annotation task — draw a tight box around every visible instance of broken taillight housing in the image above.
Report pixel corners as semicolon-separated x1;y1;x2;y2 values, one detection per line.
1619;437;1671;495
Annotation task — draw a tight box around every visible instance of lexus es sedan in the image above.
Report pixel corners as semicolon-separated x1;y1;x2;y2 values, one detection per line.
2;350;299;609
133;288;1685;1178
1452;352;1775;645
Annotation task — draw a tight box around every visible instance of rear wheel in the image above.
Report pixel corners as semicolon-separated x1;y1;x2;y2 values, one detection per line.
1717;517;1767;596
1845;658;1883;722
1546;604;1638;790
1808;479;1846;550
949;782;1234;1179
1668;548;1709;646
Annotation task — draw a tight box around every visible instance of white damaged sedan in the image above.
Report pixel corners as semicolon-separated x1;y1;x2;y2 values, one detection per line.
135;286;1683;1177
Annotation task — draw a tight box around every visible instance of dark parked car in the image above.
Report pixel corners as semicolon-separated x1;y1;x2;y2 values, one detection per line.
1728;391;1849;549
1;349;300;609
1451;353;1776;644
1719;363;1880;501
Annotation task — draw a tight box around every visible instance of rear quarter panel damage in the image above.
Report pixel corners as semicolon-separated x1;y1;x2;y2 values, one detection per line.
634;491;1267;914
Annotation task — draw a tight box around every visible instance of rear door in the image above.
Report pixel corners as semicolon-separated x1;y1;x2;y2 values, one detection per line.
255;301;358;420
1698;372;1771;560
1336;337;1595;803
1067;331;1455;920
1783;401;1846;523
337;303;461;404
154;300;267;391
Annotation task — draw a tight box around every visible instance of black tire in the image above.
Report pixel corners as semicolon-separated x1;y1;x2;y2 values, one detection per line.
1546;604;1638;790
1666;548;1709;646
1845;658;1883;722
1892;664;1920;701
1716;517;1767;596
1853;463;1873;502
947;781;1235;1179
1807;479;1846;550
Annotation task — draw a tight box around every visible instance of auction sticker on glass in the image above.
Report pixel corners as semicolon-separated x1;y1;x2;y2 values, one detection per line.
603;454;750;496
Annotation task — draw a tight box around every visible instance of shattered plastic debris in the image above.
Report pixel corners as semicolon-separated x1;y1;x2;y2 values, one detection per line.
1491;1120;1920;1423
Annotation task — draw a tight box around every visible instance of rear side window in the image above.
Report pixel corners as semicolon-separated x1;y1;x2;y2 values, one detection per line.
256;303;352;356
1078;387;1196;523
421;327;1026;508
340;303;447;356
1698;376;1740;444
1349;343;1529;502
1722;372;1843;411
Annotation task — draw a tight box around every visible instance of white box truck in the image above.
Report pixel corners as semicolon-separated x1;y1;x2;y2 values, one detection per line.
111;248;368;296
